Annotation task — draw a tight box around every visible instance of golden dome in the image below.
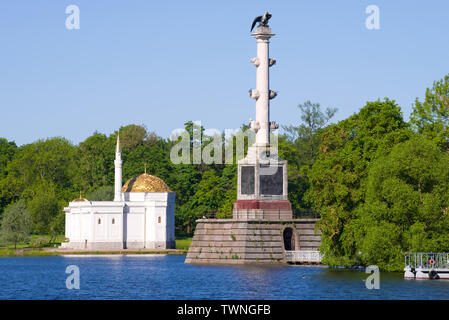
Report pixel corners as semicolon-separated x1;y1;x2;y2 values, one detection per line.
122;173;171;193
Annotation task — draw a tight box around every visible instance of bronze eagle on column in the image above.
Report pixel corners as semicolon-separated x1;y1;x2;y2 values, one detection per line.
250;11;272;31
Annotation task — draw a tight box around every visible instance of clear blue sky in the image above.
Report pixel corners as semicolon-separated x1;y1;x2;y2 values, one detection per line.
1;1;448;146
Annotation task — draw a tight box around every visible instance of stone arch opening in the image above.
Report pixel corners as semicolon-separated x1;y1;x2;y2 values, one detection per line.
283;227;295;251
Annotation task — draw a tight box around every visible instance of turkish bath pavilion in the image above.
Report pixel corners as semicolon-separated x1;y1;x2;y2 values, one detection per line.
60;136;176;250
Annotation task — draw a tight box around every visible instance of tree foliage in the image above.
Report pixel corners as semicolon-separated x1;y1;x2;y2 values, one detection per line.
305;99;412;266
410;74;449;151
281;101;338;211
0;138;17;217
357;137;449;271
86;186;114;201
283;100;337;166
0;200;32;249
24;181;61;234
77;132;114;188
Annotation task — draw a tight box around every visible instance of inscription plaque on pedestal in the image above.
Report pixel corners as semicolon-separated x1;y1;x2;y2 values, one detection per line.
241;166;255;195
259;164;283;195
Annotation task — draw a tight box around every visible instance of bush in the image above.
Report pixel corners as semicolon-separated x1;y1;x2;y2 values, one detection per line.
30;237;48;248
87;186;114;201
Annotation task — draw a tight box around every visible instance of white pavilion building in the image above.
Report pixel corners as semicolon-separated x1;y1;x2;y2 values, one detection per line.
61;136;176;250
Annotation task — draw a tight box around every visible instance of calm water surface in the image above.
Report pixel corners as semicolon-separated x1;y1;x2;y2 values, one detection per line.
0;255;448;300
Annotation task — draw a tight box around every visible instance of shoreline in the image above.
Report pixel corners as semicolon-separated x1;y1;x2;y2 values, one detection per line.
0;248;188;257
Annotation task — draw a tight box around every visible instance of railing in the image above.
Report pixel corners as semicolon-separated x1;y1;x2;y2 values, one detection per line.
293;210;320;219
404;252;449;269
233;209;292;220
195;210;321;220
197;211;233;219
285;250;323;263
195;210;320;219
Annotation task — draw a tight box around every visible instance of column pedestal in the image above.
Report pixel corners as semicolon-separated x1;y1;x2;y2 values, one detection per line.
234;145;292;220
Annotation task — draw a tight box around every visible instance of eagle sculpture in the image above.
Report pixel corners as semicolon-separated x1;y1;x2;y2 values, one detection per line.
250;11;272;31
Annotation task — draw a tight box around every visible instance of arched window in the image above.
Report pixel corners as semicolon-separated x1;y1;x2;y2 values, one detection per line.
158;216;161;223
98;218;101;225
112;218;115;224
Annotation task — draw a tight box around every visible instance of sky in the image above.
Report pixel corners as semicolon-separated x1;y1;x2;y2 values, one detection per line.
1;1;448;146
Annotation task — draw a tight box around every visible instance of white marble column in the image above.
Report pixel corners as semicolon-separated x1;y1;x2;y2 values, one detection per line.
250;26;275;147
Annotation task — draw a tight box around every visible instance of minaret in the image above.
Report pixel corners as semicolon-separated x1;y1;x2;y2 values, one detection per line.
114;134;122;201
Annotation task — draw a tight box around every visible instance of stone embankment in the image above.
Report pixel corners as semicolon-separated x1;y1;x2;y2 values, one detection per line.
185;219;320;264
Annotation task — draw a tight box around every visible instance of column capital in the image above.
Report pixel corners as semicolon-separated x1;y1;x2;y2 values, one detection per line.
251;26;275;40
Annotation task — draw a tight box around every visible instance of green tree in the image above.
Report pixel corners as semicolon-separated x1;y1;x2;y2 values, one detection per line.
86;186;114;201
188;171;225;211
179;170;225;233
49;208;66;243
0;200;32;249
278;134;311;211
24;181;60;234
305;99;411;266
170;164;201;235
410;74;449;151
1;137;79;192
216;164;237;215
0;138;17;217
358;221;404;271
77;132;114;188
119;124;157;151
283;101;337;164
356;137;449;270
170;164;201;206
281;101;337;212
0;138;17;179
122;143;173;183
0;137;80;216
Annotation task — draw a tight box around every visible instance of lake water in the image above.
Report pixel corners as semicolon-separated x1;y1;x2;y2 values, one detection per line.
0;255;448;300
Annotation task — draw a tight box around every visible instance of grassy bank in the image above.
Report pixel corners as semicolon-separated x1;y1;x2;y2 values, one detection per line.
0;235;66;252
175;236;193;250
0;236;193;257
0;248;61;257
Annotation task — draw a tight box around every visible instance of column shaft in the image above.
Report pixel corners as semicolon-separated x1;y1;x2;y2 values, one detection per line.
255;38;270;146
